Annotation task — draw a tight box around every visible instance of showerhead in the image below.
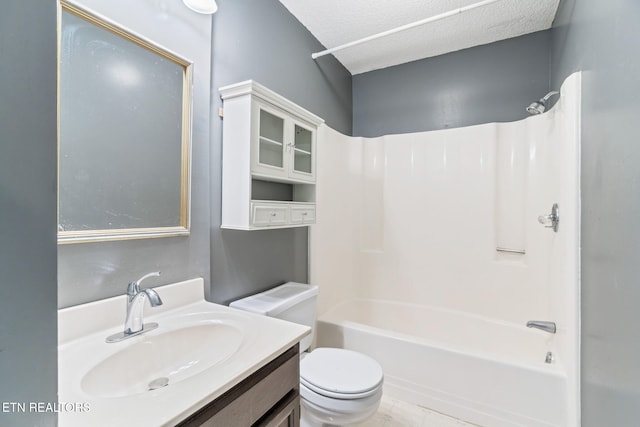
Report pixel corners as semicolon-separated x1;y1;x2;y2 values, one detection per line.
526;91;560;115
526;101;546;115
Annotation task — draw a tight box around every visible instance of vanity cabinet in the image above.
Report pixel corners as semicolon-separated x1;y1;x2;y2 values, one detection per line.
177;345;300;427
219;80;324;230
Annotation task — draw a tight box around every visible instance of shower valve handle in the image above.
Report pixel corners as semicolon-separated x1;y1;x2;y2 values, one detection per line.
538;203;559;232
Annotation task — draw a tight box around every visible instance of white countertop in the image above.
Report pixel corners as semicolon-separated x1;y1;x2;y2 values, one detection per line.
58;278;310;426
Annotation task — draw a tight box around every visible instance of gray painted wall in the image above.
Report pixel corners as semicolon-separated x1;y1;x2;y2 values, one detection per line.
57;0;351;308
209;0;352;305
352;31;551;137
0;1;58;425
58;0;212;308
551;0;640;425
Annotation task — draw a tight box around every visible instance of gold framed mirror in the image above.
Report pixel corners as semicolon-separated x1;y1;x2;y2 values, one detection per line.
58;1;192;244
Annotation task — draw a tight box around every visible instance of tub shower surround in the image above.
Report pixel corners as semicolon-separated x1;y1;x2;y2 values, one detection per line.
310;73;581;427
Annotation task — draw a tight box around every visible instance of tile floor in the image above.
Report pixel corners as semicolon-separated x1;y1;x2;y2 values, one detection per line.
358;396;479;427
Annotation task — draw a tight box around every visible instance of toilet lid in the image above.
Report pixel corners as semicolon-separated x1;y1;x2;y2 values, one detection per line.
300;348;383;399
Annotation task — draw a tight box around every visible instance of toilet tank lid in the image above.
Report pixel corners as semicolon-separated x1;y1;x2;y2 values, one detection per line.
229;282;319;316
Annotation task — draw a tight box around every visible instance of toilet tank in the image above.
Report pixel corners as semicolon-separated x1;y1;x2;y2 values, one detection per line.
229;282;319;352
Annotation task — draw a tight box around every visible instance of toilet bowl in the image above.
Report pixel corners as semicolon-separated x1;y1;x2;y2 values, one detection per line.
299;347;383;426
229;283;384;426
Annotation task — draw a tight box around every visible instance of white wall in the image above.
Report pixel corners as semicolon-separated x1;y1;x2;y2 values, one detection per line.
310;126;363;314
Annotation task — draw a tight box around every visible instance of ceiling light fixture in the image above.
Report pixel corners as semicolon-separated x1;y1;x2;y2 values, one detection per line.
182;0;218;14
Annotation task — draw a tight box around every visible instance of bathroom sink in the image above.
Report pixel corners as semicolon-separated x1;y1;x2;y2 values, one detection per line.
58;278;310;427
80;320;244;398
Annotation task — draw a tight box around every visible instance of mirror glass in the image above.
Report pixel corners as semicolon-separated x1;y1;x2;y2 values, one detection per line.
58;2;192;243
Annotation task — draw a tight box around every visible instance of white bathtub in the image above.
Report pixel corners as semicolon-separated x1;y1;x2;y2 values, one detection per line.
315;299;568;427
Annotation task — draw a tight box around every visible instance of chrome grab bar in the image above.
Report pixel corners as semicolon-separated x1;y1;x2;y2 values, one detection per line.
526;320;556;334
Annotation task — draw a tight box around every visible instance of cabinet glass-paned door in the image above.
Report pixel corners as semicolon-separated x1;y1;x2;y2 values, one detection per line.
259;109;285;168
293;124;313;175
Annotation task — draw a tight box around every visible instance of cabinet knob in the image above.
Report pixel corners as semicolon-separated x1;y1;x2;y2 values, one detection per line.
270;213;277;217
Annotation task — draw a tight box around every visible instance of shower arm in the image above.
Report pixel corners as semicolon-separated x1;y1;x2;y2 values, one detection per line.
541;91;560;103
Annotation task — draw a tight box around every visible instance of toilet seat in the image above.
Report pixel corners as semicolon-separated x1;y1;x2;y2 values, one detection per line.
300;348;384;400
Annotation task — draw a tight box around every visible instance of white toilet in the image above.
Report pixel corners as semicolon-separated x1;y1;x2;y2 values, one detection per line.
230;282;383;427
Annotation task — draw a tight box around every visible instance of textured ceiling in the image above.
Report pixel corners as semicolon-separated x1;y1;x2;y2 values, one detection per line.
279;0;560;75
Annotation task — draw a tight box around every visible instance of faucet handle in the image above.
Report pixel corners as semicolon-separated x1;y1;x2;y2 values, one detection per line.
537;203;559;232
127;271;161;295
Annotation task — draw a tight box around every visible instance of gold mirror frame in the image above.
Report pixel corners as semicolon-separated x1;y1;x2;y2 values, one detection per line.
57;1;193;244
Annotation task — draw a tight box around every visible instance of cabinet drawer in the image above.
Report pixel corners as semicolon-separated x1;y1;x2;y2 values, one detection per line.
252;204;288;226
290;206;315;224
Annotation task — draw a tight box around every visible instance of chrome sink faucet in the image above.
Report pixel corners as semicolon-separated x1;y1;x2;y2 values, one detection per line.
124;271;163;334
106;272;164;343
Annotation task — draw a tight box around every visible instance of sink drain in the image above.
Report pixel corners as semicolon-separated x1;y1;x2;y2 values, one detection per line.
148;377;169;390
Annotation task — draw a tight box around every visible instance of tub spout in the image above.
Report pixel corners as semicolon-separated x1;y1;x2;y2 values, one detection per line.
527;321;556;334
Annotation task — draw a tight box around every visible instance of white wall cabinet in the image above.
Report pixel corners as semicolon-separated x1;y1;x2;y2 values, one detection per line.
220;81;324;230
253;100;316;183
